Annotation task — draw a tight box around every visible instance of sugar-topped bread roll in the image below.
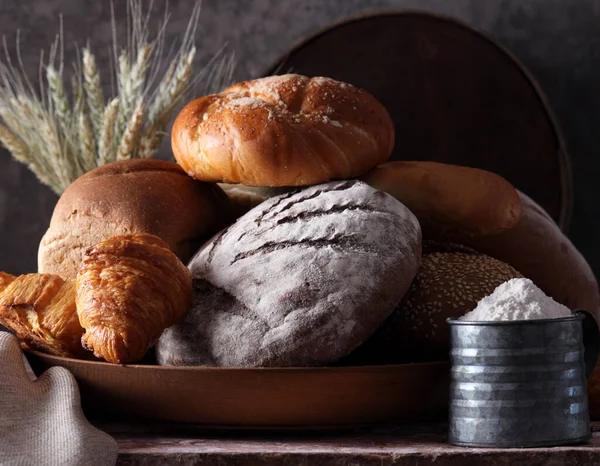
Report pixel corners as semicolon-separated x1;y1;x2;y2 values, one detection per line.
172;74;394;186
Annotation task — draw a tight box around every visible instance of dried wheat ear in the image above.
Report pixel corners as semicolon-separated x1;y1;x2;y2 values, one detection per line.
0;0;235;194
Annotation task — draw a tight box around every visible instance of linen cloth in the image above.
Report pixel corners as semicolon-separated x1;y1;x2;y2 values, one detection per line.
0;332;118;466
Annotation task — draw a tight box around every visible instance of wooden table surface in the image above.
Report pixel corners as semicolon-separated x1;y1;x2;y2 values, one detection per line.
99;420;600;465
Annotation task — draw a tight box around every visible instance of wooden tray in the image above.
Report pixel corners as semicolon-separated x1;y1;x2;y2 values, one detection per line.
25;350;449;429
266;11;573;231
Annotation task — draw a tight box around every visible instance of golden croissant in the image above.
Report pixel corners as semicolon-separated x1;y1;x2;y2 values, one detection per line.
0;272;16;292
76;233;193;364
0;273;85;357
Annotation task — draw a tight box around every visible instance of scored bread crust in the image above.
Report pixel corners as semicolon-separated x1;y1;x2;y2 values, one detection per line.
171;74;395;186
157;180;421;368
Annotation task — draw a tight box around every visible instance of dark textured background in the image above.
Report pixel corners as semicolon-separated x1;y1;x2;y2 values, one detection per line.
1;0;600;277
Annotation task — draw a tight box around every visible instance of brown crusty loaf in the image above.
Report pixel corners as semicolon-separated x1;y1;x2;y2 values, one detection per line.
38;159;233;280
172;74;395;186
0;274;84;358
361;161;522;238
346;243;523;364
156;180;421;367
76;233;192;364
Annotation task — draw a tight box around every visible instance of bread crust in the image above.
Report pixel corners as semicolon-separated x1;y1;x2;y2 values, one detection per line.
172;74;394;186
38;159;232;280
361;161;522;237
157;181;421;368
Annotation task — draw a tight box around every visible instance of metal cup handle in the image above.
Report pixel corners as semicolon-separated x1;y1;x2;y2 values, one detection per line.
575;309;600;379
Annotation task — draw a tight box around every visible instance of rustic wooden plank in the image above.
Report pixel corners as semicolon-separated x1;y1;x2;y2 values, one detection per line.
103;422;600;465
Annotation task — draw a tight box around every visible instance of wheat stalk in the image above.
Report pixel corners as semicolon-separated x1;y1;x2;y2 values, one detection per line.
117;102;144;160
0;0;235;194
97;97;119;166
116;43;151;145
0;124;32;166
82;47;105;139
0;124;59;190
78;111;96;172
138;46;196;158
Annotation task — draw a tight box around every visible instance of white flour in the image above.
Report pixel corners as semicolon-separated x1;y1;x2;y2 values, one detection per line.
460;278;572;321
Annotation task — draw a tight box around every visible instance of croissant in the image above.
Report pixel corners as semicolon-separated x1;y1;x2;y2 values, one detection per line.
0;272;16;292
0;274;85;357
76;233;193;364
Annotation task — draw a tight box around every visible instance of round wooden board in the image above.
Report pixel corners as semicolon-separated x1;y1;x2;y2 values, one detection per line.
25;350;449;429
266;11;572;231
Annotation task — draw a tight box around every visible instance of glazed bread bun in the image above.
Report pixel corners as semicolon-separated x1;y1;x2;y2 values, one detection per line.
346;242;523;364
38;159;232;280
172;74;394;186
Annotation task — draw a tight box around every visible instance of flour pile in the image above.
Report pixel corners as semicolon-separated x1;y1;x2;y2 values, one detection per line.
460;278;572;321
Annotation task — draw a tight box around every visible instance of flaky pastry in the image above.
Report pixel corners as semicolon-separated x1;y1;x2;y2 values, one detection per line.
76;233;193;364
0;274;85;357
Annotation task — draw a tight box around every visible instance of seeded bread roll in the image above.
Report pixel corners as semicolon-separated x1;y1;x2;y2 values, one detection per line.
346;243;523;364
172;74;394;186
157;180;421;367
38;159;232;280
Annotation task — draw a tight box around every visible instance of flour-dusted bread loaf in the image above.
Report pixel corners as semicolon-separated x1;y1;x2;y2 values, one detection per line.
172;74;394;186
156;180;422;367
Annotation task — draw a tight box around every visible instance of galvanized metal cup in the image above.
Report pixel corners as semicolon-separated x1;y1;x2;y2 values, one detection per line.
447;310;600;448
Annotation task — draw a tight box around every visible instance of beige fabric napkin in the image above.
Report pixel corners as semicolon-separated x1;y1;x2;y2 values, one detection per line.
0;332;118;466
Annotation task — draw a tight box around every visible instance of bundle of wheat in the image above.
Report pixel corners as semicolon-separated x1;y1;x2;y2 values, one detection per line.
0;0;234;194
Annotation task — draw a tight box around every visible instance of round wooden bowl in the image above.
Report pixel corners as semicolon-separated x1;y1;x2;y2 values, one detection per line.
265;11;573;231
25;350;449;429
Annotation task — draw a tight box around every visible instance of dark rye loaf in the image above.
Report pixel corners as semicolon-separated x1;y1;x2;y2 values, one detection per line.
156;180;422;367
